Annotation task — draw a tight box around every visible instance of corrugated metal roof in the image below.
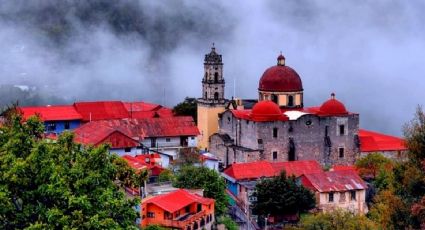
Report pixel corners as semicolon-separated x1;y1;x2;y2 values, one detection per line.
359;129;406;152
19;105;82;121
302;170;367;192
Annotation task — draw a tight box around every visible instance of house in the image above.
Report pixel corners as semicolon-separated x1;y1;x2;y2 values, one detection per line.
122;154;164;190
19;105;82;133
18;100;174;134
199;152;219;171
141;189;215;230
359;129;407;160
221;160;323;219
72;116;199;168
299;170;368;214
73;121;143;156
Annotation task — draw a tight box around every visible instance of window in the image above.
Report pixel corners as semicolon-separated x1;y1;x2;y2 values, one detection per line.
339;125;345;136
64;121;70;130
339;147;344;158
214;72;219;82
214;92;219;100
166;138;171;142
339;192;346;202
147;212;155;218
164;211;172;220
329;192;334;202
288;95;294;107
271;94;278;104
124;147;131;153
46;122;56;132
205;92;207;99
350;191;356;201
272;151;278;160
257;139;263;144
273;128;278;138
185;206;190;213
197;204;202;212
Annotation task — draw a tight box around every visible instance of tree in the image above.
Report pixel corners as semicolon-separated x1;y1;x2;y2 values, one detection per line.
174;165;228;216
252;171;315;218
173;97;197;124
158;169;174;183
355;153;393;180
143;225;167;230
301;209;377;230
0;113;140;229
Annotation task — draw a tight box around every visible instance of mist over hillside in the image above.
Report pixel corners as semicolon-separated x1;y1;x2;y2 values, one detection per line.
1;0;424;136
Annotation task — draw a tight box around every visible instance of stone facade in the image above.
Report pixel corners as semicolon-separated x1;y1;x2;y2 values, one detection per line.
210;110;360;167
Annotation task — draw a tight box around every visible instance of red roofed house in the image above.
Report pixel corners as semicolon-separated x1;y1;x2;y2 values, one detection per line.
300;170;368;214
359;129;408;160
141;189;215;230
221;160;323;219
19;105;82;133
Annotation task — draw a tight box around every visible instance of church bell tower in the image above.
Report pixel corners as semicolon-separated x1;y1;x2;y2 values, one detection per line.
197;45;227;150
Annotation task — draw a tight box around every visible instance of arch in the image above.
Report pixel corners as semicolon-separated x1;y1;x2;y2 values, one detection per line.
193;221;199;230
271;94;278;104
214;92;219;100
187;226;192;230
288;95;294;107
200;217;205;227
214;72;219;82
288;138;296;161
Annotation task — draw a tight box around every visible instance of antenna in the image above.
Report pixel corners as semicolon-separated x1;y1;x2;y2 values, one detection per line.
233;77;236;98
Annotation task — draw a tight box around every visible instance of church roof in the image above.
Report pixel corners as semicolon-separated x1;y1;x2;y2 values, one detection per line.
358;129;406;152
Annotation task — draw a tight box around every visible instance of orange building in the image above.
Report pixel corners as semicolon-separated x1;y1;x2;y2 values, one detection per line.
141;189;215;230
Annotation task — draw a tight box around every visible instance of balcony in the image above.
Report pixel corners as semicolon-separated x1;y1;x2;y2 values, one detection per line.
161;210;206;229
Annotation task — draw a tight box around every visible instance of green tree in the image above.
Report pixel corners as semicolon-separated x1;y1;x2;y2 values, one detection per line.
158;169;174;182
217;216;238;230
355;153;393;180
0;114;140;229
301;209;377;230
174;165;228;216
173;97;197;124
143;224;167;230
252;171;315;217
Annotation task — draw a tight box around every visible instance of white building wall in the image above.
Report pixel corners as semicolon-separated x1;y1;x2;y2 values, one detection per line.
317;190;368;214
109;147;141;157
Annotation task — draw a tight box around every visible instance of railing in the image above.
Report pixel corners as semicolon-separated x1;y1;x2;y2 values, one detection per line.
159;210;206;228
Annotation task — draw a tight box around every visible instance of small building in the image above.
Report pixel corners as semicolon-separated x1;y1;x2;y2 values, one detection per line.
359;129;407;160
19;105;82;133
299;170;368;214
141;189;215;230
198;152;219;171
222;160;323;219
122;154;164;183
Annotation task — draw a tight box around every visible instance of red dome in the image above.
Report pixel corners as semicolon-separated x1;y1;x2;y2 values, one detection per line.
259;56;303;92
319;93;348;115
250;101;287;122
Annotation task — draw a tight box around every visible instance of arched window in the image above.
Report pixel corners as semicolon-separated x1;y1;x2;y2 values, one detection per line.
214;92;219;100
271;94;278;104
205;92;207;99
288;95;294;107
214;72;219;82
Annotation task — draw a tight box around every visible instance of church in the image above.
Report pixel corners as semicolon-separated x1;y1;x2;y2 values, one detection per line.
197;46;362;167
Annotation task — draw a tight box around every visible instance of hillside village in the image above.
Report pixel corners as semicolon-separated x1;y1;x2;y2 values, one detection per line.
5;46;414;230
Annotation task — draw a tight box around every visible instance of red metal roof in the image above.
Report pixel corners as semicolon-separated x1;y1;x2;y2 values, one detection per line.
123;102;173;119
359;129;406;152
301;170;367;192
223;160;323;181
73;101;129;121
19;105;82;121
73;121;140;148
125;117;199;137
122;155;164;176
144;189;214;213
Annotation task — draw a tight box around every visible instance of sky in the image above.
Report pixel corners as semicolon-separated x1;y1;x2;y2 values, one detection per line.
0;0;424;136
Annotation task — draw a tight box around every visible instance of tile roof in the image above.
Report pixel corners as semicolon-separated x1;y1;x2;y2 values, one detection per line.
222;160;323;181
19;105;82;121
122;154;164;176
124;117;199;137
144;189;214;213
301;170;367;192
359;129;406;152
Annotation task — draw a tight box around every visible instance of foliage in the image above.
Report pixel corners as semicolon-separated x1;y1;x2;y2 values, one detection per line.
174;165;228;216
173;148;200;167
217;216;238;230
368;190;412;229
355;152;393;180
158;169;174;183
300;209;377;230
0;113;140;229
404;106;425;164
252;171;315;217
173;97;197;124
143;225;167;230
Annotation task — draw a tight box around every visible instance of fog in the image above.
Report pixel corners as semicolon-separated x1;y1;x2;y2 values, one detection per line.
0;0;424;136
